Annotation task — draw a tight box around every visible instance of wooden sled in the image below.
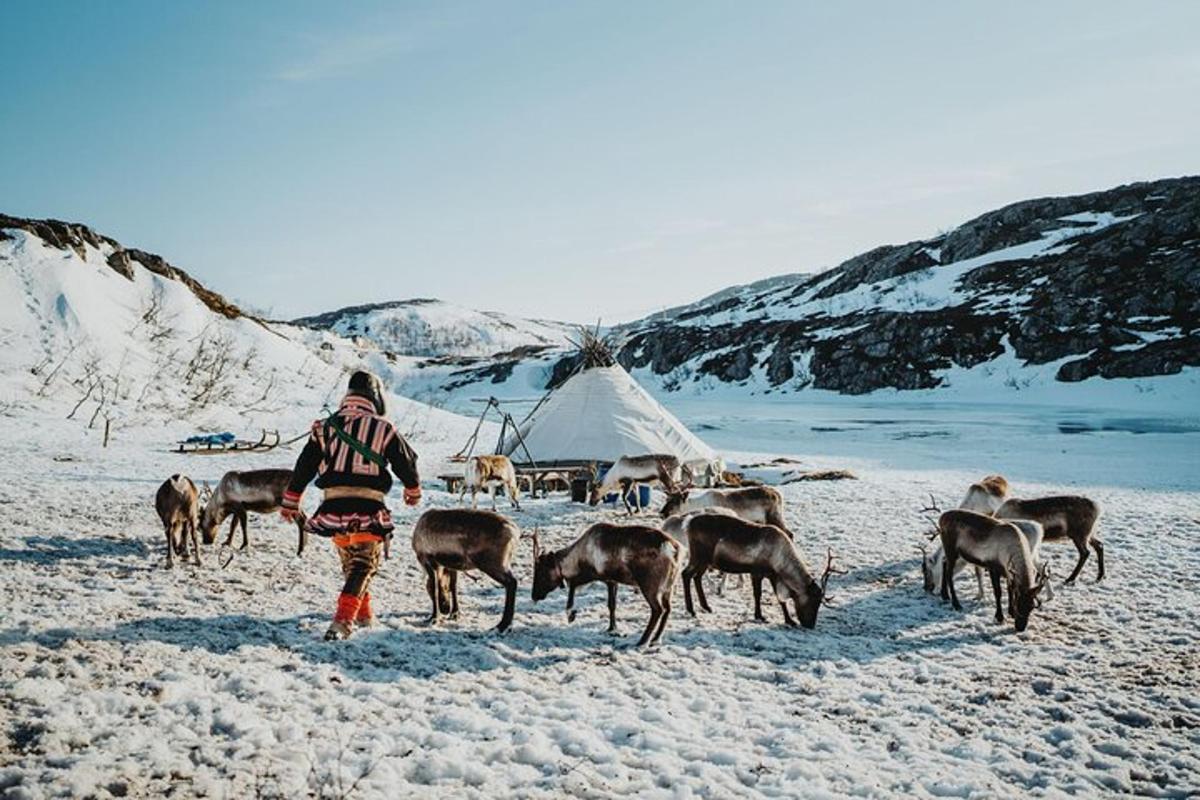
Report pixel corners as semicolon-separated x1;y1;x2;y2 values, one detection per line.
172;429;281;455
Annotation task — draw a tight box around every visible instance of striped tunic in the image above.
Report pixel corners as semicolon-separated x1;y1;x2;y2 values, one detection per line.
283;394;420;537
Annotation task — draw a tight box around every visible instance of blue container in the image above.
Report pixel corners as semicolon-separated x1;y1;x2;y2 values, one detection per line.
603;481;653;509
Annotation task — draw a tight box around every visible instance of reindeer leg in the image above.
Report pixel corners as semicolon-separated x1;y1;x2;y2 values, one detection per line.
774;580;798;628
164;525;174;569
1064;539;1090;585
990;568;1003;624
975;567;985;600
693;567;713;613
565;583;578;623
682;565;698;617
489;484;497;511
223;516;236;547
944;548;963;611
238;509;249;550
637;582;663;647
448;570;460;620
651;569;674;645
510;481;521;511
751;574;766;622
476;562;517;633
606;582;619;634
459;481;468;506
423;564;441;625
620;480;634;515
189;520;202;566
1091;537;1105;582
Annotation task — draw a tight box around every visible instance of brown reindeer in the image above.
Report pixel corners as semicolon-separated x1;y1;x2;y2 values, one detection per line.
938;509;1047;632
155;474;200;567
660;486;789;533
996;495;1103;584
200;469;307;555
680;513;840;629
588;454;686;514
411;509;519;632
531;523;681;647
460;454;521;511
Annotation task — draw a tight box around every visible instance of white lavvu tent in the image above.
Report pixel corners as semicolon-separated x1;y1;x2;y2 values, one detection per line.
501;364;718;469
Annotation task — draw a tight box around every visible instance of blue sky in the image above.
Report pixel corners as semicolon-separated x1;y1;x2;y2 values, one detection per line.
3;1;1198;322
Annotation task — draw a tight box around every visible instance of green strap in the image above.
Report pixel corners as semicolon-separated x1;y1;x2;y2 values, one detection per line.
325;415;387;468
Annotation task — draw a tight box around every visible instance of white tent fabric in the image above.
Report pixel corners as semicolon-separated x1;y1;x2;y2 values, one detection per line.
501;365;718;468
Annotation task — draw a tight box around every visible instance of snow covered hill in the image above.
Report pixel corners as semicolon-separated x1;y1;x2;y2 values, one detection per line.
0;215;478;471
407;176;1199;410
291;298;575;358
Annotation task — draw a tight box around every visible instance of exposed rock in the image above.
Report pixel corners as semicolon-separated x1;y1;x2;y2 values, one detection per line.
0;213;248;321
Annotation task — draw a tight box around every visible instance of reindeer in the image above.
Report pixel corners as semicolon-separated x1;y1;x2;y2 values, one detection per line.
938;509;1048;632
200;469;307;555
660;486;789;533
919;476;1016;596
916;479;1012;597
680;513;841;628
588;454;685;514
155;474;200;567
531;523;681;647
460;454;521;511
961;474;1010;514
921;519;1047;601
996;495;1103;584
411;508;519;632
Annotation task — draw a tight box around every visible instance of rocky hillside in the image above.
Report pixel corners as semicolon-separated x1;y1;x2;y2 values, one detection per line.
292;298;574;358
423;176;1198;399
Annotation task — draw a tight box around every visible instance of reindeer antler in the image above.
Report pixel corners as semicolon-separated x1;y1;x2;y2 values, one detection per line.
919;493;944;539
819;547;847;605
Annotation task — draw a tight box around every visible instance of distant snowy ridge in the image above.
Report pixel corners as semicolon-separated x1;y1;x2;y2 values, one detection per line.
403;176;1199;407
291;298;575;358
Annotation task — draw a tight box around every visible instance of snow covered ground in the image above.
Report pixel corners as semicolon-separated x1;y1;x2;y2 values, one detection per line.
2;402;1198;798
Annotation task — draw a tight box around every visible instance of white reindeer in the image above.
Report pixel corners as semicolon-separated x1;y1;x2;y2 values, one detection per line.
460;454;521;511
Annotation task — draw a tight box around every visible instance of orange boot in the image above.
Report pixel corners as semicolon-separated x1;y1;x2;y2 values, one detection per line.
325;593;360;640
356;593;376;628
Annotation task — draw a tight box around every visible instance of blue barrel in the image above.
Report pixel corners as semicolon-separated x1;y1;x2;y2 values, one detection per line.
598;466;653;509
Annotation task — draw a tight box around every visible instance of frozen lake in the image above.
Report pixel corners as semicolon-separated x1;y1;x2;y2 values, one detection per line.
668;399;1200;493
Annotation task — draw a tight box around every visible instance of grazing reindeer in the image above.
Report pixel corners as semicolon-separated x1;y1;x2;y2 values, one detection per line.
588;454;685;514
200;469;308;555
460;454;521;511
155;474;200;567
996;495;1103;584
663;486;793;594
938;509;1047;631
661;507;741;549
680;513;840;629
412;509;519;632
921;519;1046;599
660;486;790;534
919;476;1016;596
531;523;681;647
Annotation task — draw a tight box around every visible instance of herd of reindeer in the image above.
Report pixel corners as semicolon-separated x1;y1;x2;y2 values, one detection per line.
154;452;1104;647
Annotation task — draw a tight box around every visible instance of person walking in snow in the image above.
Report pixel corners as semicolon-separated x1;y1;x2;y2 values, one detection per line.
281;370;422;640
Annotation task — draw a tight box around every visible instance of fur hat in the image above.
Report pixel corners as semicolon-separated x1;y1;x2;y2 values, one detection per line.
347;370;387;415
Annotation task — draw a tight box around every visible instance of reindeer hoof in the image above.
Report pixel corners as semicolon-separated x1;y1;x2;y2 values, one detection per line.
566;610;577;623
